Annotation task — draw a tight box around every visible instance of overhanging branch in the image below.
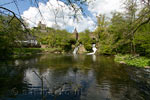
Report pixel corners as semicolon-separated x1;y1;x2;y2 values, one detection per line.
0;6;30;35
132;17;150;35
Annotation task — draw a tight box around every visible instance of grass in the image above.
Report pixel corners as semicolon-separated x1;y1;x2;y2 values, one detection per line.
12;48;63;59
14;48;44;54
114;54;150;68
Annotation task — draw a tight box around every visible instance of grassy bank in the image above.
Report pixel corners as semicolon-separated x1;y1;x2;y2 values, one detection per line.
13;48;63;59
114;54;150;68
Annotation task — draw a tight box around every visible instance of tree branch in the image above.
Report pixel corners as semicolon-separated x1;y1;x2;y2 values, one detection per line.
0;6;30;35
132;17;150;35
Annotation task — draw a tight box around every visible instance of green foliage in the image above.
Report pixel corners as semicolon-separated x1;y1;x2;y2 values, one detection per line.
94;14;116;54
134;23;150;57
94;0;150;57
14;48;44;55
115;54;150;67
32;28;74;52
0;15;25;59
79;29;93;51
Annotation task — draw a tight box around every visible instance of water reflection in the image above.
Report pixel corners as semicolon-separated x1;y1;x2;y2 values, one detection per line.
73;53;78;61
0;54;150;100
92;55;96;62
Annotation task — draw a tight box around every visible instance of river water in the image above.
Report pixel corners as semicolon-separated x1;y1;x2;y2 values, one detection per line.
0;54;150;100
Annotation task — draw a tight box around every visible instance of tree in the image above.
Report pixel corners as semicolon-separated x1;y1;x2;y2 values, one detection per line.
94;14;108;39
94;14;116;54
79;29;93;51
124;0;150;54
123;0;138;53
0;15;25;59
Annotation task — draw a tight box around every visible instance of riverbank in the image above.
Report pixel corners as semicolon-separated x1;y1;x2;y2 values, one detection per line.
13;48;63;59
114;54;150;68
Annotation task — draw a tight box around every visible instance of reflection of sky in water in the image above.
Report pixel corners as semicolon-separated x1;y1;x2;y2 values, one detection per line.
24;69;41;87
23;67;126;100
24;67;103;100
1;54;150;100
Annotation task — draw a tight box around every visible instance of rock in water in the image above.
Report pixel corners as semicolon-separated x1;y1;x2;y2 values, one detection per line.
78;45;87;54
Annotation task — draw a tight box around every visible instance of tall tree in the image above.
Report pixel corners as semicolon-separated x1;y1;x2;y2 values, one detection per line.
124;0;138;53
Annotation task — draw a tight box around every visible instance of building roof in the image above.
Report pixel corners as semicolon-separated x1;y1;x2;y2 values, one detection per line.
38;21;46;29
73;28;78;41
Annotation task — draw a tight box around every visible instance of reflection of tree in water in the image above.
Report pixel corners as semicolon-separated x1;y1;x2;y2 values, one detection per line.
94;57;150;100
1;54;150;100
36;54;96;70
0;55;42;99
31;69;82;100
125;67;150;99
0;61;28;98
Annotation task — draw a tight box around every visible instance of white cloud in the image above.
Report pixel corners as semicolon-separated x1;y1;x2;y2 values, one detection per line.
88;0;123;15
22;0;122;32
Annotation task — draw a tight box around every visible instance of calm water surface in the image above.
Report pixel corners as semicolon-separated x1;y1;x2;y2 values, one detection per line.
0;54;150;100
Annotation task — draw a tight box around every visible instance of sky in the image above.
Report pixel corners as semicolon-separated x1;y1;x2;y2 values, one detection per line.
0;0;123;32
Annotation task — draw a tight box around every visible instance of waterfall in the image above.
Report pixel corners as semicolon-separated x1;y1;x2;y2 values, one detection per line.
92;44;97;54
73;45;80;54
87;44;97;55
